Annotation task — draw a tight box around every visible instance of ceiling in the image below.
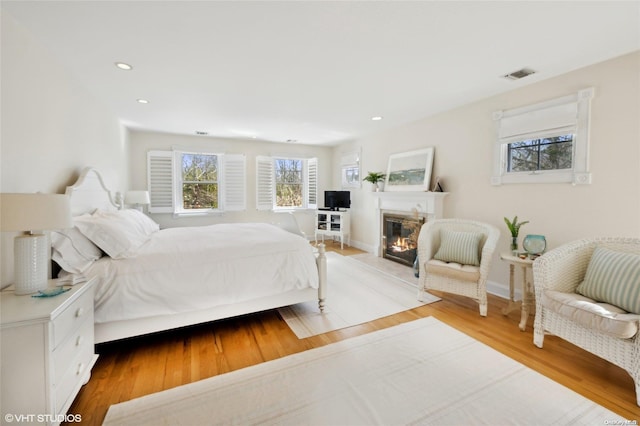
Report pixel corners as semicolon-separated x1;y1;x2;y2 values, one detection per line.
2;1;639;146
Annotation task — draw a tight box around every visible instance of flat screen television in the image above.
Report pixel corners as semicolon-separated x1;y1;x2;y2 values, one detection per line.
324;190;351;211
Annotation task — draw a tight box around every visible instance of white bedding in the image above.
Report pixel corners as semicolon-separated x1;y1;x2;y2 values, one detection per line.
84;223;319;324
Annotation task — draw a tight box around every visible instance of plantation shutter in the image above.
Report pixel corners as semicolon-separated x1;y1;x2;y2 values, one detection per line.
306;157;318;209
223;154;246;211
147;150;174;213
256;156;274;210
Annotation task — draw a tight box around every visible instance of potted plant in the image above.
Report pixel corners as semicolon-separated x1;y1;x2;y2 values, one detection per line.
504;216;529;253
363;171;386;192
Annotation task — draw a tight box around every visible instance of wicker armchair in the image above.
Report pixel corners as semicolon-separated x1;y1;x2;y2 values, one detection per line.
417;219;500;316
533;237;640;406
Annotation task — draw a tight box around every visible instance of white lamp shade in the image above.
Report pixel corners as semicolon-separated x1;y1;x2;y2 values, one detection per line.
1;193;73;295
124;190;150;205
1;193;73;232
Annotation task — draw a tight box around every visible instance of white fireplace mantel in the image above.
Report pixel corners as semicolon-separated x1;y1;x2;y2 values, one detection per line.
373;191;448;256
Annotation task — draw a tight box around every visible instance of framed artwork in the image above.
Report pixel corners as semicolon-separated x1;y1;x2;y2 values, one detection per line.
385;147;434;191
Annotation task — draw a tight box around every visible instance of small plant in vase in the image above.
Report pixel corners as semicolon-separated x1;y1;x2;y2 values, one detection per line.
363;171;386;192
504;215;529;254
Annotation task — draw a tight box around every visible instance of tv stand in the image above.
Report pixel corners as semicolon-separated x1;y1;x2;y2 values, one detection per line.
314;210;350;249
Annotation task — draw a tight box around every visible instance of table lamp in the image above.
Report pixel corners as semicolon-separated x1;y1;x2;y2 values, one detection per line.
124;190;150;211
0;193;73;295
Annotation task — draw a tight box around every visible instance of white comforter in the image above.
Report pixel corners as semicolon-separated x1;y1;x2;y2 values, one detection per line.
85;223;319;324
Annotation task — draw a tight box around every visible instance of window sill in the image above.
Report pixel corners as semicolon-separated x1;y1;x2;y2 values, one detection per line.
491;170;591;185
273;207;316;213
172;210;224;218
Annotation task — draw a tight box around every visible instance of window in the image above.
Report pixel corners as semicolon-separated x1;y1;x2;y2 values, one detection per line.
256;156;317;210
180;153;219;211
147;150;246;215
507;134;573;172
492;88;594;185
341;150;361;188
275;158;303;207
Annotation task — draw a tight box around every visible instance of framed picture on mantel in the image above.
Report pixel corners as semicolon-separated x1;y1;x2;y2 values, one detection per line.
385;147;434;191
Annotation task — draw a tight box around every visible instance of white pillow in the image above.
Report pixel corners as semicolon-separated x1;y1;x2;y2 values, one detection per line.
100;209;159;236
51;224;103;273
75;209;158;259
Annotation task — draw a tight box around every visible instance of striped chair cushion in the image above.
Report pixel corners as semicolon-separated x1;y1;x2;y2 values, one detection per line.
433;229;482;266
576;247;640;314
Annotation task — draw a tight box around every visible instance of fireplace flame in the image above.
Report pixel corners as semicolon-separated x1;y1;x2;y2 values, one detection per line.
391;236;412;252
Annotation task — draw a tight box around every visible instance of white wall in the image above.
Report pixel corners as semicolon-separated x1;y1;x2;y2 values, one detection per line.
334;51;640;294
128;130;332;236
1;12;129;286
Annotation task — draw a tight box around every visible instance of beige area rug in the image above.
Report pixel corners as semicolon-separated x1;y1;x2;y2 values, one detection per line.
278;251;439;338
103;317;626;425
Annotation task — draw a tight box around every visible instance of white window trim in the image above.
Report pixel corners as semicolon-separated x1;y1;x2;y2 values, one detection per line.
256;156;318;211
341;149;361;189
147;150;246;215
174;150;223;215
491;87;594;185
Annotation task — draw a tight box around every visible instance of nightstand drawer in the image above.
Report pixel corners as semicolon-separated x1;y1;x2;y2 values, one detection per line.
53;318;94;386
52;288;94;348
54;345;95;415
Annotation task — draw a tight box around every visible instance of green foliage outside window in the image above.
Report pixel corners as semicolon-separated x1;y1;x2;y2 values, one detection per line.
182;153;218;209
275;158;302;207
508;134;573;172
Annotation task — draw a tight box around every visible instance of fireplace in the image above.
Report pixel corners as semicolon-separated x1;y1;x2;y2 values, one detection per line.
382;213;425;266
372;191;448;263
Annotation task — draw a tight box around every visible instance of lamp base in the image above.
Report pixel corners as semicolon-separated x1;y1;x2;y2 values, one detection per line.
14;234;48;295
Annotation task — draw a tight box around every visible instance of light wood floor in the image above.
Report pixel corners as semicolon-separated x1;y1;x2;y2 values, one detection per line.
67;243;640;424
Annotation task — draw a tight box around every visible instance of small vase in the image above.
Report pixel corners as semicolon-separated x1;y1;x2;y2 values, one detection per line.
510;237;518;254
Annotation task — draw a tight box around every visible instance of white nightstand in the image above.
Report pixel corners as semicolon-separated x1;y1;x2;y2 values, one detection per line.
1;278;98;425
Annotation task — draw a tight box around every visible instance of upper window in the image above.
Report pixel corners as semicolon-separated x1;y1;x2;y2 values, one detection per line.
340;150;361;188
492;88;594;185
256;156;317;210
507;134;573;173
147;150;246;215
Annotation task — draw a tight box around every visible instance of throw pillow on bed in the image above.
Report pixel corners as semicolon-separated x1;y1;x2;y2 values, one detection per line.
51;223;103;273
110;209;160;236
75;209;159;259
576;247;640;314
433;229;482;266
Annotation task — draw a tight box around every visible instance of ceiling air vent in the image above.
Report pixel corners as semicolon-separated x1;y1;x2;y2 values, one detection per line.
503;68;536;80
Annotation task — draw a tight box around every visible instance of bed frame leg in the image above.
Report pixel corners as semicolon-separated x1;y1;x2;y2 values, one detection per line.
316;243;327;312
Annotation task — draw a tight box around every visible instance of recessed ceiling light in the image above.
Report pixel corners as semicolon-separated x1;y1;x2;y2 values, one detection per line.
136;99;149;104
371;116;383;121
115;62;133;70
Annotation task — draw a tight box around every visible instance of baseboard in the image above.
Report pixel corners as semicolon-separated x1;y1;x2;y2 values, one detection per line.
345;238;375;254
487;279;521;300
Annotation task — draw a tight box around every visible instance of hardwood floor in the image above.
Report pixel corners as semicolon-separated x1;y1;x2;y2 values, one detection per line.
68;243;640;424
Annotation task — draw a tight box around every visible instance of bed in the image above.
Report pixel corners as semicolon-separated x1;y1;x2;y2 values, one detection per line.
54;167;327;343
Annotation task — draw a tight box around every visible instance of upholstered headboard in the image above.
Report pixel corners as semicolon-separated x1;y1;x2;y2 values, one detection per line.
65;167;121;216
